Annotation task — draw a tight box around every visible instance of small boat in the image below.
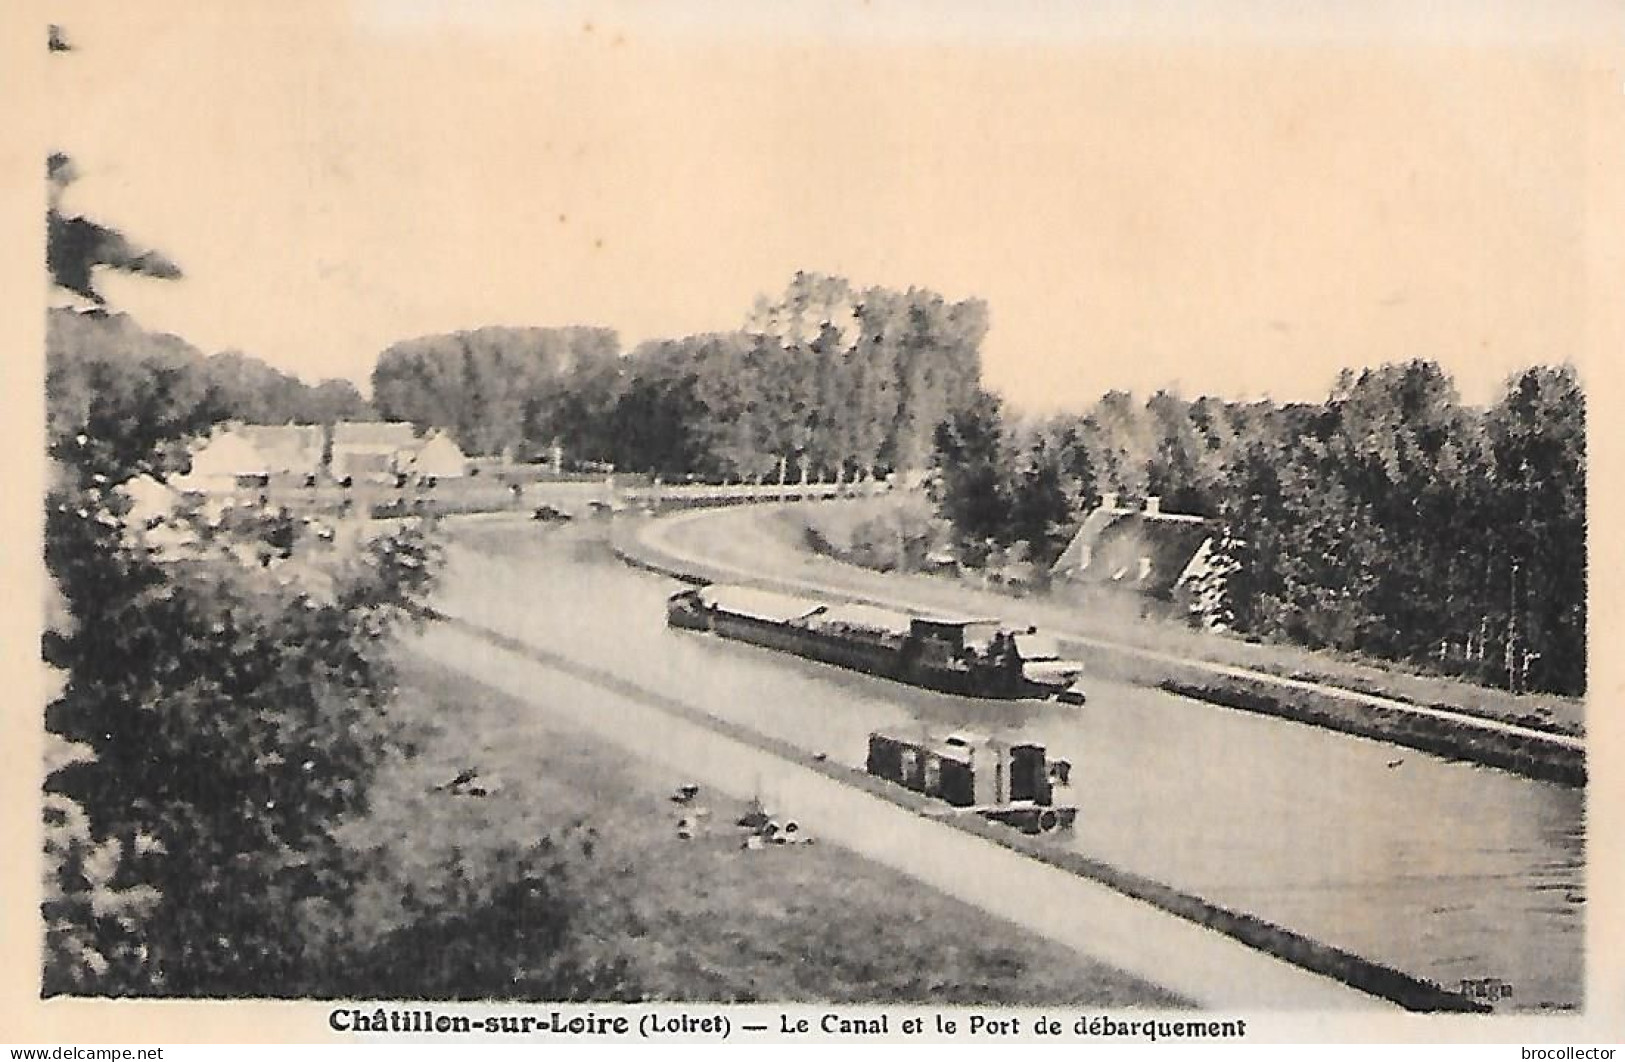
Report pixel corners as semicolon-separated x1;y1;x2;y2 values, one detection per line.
866;729;1078;834
667;584;1087;702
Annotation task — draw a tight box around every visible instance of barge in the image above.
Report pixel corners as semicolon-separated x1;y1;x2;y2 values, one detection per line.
667;584;1086;701
867;730;1077;834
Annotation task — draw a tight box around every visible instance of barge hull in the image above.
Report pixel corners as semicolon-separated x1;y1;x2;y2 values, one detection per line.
667;586;1085;701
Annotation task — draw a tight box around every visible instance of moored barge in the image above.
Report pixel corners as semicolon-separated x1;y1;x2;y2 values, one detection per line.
667;584;1086;701
867;729;1078;834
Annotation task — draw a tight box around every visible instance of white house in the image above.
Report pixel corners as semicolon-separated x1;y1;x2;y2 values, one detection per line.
171;427;270;493
329;421;418;483
400;429;468;479
238;424;324;478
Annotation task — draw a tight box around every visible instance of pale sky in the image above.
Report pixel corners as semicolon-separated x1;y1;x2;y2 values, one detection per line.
41;1;1625;412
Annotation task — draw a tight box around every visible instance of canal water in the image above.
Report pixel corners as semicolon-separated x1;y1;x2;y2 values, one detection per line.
435;519;1585;1011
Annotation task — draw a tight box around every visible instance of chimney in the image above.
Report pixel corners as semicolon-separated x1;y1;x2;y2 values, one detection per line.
1145;496;1162;515
1100;491;1119;512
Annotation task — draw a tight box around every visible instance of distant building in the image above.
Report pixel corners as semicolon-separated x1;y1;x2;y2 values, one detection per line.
238;424;324;478
329;421;418;483
171;425;272;492
465;454;507;477
1049;494;1215;601
400;429;468;479
119;473;185;527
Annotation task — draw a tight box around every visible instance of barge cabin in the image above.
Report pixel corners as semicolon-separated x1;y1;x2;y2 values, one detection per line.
866;730;1077;834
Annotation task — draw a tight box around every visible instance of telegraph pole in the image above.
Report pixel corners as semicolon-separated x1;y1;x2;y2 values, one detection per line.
1506;560;1520;693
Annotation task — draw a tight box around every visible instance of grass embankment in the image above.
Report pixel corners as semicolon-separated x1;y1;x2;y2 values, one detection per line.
623;499;1585;785
372;655;1185;1006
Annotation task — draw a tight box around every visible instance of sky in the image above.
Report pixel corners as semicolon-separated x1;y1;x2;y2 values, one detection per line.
38;0;1625;412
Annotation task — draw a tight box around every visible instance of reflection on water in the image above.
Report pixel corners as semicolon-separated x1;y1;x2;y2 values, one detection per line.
436;521;1584;1011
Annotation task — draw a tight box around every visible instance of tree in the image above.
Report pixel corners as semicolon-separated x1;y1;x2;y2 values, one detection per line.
931;389;1013;564
1484;366;1586;694
42;31;640;997
1079;390;1153;500
45;520;440;994
48;154;182;307
373;327;621;456
303;378;374;424
1007;438;1073;566
747;274;987;477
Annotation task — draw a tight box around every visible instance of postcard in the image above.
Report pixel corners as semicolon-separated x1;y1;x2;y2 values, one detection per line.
5;0;1623;1049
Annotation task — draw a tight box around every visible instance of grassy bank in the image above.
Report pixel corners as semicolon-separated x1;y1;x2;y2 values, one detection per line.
371;654;1185;1005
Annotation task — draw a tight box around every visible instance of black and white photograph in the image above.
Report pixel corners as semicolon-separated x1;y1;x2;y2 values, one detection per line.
7;0;1623;1048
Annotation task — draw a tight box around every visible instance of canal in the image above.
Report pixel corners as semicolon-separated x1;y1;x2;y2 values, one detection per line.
434;517;1584;1011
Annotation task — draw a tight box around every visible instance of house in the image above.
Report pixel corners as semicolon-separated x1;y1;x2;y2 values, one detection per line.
329;421;419;484
1049;494;1215;601
238;424;324;479
399;429;468;480
171;425;272;493
113;473;207;560
170;422;327;493
120;473;185;526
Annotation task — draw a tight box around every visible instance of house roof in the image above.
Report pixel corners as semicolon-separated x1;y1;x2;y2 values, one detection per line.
119;473;185;525
184;430;269;477
237;424;324;472
399;430;468;471
410;430;465;454
1051;502;1215;599
1050;506;1123;573
332;421;418;448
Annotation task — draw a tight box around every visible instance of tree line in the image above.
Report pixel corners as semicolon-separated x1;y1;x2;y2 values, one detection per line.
48;308;374;438
372;325;620;458
930;361;1586;696
370;272;987;478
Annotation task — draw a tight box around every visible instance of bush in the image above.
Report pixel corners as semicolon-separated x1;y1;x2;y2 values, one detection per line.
798;495;943;573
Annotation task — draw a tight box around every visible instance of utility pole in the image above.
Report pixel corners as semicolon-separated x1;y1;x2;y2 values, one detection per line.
1508;458;1533;695
1506;560;1520;694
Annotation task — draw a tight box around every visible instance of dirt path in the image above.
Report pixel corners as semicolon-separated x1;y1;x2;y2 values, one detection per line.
414;620;1387;1011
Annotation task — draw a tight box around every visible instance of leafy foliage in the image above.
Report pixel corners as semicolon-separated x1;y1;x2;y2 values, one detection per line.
368;273;988;479
373;326;622;457
48;308;372;438
42;309;639;998
932;361;1587;695
48;154;181;306
930;390;1014;566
